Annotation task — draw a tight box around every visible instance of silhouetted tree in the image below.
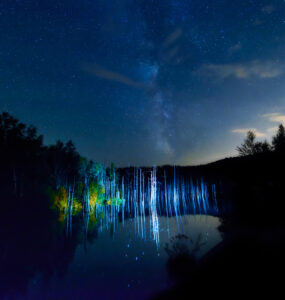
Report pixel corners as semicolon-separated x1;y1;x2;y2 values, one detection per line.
237;131;272;156
237;131;257;156
46;140;80;189
272;124;285;152
0;112;83;207
0;112;44;196
254;140;272;154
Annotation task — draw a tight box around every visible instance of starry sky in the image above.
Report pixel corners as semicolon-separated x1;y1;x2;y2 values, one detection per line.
1;0;285;166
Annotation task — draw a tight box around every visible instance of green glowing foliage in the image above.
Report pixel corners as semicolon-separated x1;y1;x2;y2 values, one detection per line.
88;214;98;231
48;186;83;214
110;197;123;206
88;181;107;208
89;182;98;210
47;160;123;225
48;186;67;212
103;197;123;206
72;198;83;214
54;186;68;211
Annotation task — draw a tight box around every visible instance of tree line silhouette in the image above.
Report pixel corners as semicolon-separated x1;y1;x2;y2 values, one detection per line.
0;112;109;299
1;112;285;299
0;112;120;215
1;111;284;220
237;125;285;156
153;126;285;300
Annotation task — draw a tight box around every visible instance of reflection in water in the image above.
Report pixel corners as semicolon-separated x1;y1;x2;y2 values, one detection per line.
0;212;221;299
0;169;221;299
66;167;219;248
26;215;222;300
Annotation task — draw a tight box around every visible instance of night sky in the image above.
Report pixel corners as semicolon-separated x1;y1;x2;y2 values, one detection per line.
1;0;285;166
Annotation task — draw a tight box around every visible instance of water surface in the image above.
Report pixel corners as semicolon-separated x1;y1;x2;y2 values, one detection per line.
22;214;222;300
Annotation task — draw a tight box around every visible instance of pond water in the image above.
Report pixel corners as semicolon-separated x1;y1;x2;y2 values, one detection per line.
19;214;222;300
0;171;224;299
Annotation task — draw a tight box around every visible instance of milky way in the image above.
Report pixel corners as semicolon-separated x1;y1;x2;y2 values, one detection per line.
1;0;285;166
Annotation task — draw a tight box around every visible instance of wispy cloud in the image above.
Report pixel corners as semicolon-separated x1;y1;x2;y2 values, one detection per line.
266;126;279;134
82;63;146;89
233;113;285;139
262;112;285;124
262;5;275;14
231;128;265;138
197;60;283;80
162;28;182;48
228;42;242;54
159;28;184;64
